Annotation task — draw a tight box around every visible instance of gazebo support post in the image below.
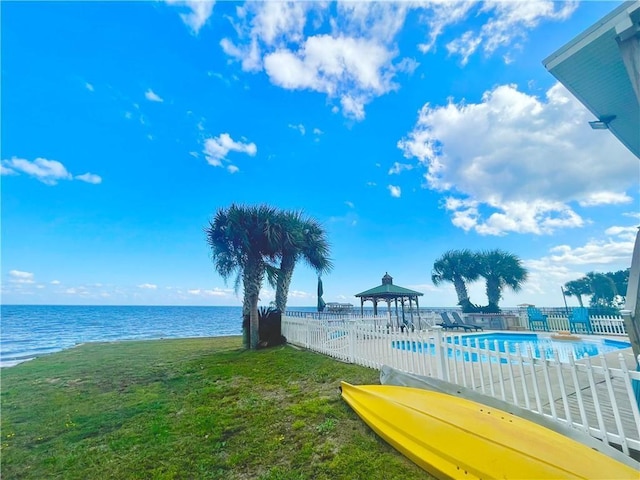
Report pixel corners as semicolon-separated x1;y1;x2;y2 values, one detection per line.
409;296;414;329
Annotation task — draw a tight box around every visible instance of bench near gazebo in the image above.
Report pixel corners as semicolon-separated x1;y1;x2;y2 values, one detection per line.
355;273;424;329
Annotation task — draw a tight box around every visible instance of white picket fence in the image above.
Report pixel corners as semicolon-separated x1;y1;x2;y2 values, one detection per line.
282;315;640;457
541;313;628;335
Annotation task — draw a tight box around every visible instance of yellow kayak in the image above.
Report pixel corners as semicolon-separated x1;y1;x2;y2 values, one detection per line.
341;382;638;479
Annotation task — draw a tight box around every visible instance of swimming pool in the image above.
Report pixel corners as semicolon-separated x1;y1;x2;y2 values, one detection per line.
391;332;631;363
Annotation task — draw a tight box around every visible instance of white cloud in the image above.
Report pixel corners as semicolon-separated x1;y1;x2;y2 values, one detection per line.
9;270;35;284
187;288;231;297
519;225;634;301
444;1;578;65
1;157;72;185
145;89;164;102
545;239;633;266
221;3;416;120
345;201;355;208
1;165;17;176
263;35;399;120
227;165;239;174
75;173;102;184
287;290;311;299
85;82;94;92
398;83;638;235
418;2;476;54
203;133;257;167
288;123;306;135
166;0;215;34
388;185;401;198
388;162;413;175
578;192;633;207
138;283;158;289
605;225;639;242
313;128;323;135
215;2;579;119
50;280;61;285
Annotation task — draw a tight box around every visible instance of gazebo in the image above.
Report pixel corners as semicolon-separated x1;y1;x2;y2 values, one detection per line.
355;273;423;328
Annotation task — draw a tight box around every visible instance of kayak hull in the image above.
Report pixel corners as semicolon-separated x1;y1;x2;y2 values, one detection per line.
341;382;638;479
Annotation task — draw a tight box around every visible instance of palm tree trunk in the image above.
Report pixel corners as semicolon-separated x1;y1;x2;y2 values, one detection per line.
242;295;251;349
244;258;264;350
275;255;295;313
577;295;584;307
486;277;501;308
453;277;470;305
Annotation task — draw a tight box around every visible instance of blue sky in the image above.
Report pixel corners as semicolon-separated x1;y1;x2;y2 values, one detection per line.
2;1;638;308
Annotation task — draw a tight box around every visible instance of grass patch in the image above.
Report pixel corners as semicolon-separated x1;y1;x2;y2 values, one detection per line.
1;337;429;479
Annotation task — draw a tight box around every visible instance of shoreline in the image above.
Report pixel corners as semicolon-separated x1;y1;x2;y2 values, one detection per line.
1;334;243;369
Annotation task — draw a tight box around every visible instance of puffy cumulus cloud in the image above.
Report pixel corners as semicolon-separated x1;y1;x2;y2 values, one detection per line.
399;83;638;235
220;2;416;120
1;157;101;186
9;270;35;284
388;185;401;198
203;133;257;170
144;89;164;102
138;283;158;289
211;1;578;118
263;35;399;113
166;0;215;34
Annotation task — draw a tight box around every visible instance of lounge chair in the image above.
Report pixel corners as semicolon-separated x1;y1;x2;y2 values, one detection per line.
568;307;592;334
451;312;483;331
438;312;472;331
526;307;549;332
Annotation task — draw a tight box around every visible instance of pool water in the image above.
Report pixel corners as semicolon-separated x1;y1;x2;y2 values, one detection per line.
392;333;631;363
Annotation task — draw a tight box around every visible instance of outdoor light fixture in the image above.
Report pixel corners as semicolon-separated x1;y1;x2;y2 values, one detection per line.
588;115;616;130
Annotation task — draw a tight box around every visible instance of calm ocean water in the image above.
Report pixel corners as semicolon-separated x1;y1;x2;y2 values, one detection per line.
0;305;262;368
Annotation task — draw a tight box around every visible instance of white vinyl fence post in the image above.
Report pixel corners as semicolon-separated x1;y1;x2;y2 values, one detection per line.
348;319;356;364
433;326;447;381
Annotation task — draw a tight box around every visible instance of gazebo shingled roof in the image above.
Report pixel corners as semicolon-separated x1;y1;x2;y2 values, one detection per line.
355;283;423;298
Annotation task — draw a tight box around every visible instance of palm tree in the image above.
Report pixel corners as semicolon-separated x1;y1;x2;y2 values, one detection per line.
586;272;617;309
564;278;591;307
205;204;281;350
478;249;528;312
431;250;481;312
273;210;333;313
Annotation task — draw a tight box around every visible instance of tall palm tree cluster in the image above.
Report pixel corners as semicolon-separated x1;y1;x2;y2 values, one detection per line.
564;269;629;311
432;249;528;313
205;204;332;349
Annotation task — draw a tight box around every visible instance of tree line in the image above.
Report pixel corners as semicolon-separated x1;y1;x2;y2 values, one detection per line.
431;249;528;313
563;269;629;313
206;204;332;350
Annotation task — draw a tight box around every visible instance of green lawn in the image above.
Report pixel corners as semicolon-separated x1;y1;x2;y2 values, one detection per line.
1;337;429;479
